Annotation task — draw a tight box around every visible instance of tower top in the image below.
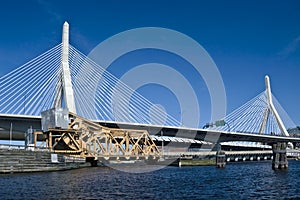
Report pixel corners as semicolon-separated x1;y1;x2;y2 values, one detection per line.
62;21;69;48
265;75;272;105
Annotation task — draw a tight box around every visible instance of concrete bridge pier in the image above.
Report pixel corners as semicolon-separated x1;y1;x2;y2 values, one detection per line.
215;143;226;168
272;142;288;170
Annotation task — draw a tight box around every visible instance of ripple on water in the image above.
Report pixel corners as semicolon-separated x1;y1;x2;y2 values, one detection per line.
0;161;300;199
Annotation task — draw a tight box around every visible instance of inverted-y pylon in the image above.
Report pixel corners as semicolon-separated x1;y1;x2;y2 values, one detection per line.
53;22;76;114
259;76;289;136
207;75;291;135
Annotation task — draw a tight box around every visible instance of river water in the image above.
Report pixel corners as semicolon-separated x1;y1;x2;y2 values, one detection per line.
0;160;299;199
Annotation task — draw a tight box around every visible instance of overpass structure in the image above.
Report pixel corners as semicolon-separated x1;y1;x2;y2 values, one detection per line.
1;22;299;169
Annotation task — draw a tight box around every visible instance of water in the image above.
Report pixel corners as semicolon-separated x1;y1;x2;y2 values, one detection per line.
1;161;300;199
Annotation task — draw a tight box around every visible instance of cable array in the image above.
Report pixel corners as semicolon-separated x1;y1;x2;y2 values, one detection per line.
208;91;294;135
69;45;181;126
0;42;292;132
0;44;62;115
0;43;180;127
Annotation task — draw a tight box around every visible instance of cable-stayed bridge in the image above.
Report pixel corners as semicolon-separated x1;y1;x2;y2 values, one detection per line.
0;25;179;126
0;22;299;169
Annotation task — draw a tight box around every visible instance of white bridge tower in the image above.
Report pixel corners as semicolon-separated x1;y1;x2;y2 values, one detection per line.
53;22;76;114
259;75;289;136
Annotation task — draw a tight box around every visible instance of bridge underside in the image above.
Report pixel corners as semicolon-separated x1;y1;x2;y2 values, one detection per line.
1;115;300;145
0;115;41;140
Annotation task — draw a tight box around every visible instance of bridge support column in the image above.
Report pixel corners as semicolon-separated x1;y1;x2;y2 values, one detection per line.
272;142;288;170
215;144;226;168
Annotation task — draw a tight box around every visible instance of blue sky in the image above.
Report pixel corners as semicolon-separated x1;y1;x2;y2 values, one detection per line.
0;0;300;127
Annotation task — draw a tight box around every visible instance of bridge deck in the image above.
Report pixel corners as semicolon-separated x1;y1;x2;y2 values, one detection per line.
1;114;300;144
